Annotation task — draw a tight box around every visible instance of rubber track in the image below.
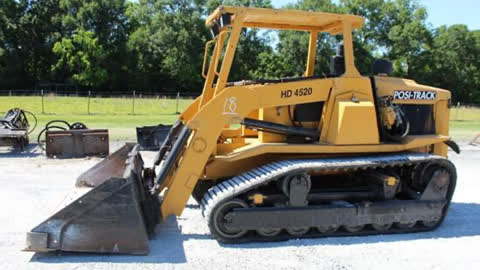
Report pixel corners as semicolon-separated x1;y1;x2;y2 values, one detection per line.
200;152;454;243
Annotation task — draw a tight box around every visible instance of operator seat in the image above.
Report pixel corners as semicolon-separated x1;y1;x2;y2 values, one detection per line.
330;43;345;77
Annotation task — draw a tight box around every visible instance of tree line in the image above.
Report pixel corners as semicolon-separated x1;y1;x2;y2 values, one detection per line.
1;0;479;102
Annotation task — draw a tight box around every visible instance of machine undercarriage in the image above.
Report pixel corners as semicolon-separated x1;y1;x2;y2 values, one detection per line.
202;154;456;242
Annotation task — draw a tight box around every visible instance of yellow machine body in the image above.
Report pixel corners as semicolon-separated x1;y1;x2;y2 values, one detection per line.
159;6;452;219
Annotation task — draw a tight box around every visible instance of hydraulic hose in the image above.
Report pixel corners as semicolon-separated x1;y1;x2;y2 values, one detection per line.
37;120;88;150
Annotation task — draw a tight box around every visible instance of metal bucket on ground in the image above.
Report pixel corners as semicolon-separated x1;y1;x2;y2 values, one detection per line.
24;121;189;255
24;145;159;255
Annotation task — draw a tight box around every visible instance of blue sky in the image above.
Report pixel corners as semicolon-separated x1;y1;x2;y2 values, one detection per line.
271;0;480;30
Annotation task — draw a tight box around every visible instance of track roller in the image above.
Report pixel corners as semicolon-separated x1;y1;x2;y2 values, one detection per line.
343;225;365;233
286;227;310;236
316;225;339;234
210;199;249;240
256;228;282;237
372;223;393;231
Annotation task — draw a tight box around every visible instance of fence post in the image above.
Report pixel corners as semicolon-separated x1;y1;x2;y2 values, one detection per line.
132;90;136;115
455;102;460;121
41;90;45;114
175;92;180;114
87;91;91;115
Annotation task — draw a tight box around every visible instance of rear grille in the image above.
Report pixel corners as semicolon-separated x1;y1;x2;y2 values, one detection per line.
400;104;436;135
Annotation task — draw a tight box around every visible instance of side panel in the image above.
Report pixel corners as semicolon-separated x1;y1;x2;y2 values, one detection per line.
328;100;379;144
434;100;450;156
374;76;451;156
321;77;379;144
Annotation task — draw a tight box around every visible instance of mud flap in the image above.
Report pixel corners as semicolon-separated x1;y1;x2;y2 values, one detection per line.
76;143;135;187
24;145;159;255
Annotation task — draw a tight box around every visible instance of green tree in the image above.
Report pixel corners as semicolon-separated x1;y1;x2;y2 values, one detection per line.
52;29;108;87
422;25;480;102
339;0;432;76
205;0;273;81
272;0;339;78
206;0;271;13
0;0;479;102
0;0;62;89
386;0;431;76
54;0;129;89
126;0;209;91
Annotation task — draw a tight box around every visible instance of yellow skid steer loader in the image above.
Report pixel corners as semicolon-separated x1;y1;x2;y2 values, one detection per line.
25;6;459;255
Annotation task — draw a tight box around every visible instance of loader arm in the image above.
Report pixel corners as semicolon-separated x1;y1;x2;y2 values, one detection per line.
160;79;336;218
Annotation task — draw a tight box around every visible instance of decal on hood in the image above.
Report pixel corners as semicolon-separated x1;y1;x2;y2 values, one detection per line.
393;90;436;100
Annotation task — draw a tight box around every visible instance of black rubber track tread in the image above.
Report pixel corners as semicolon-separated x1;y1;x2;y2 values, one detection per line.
200;153;457;243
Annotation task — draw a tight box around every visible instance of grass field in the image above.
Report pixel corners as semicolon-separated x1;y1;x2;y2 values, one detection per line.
0;96;191;140
450;106;480;141
1;96;479;141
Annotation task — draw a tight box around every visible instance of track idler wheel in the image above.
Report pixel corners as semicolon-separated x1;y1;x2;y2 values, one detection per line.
421;218;441;228
286;227;310;236
256;228;282;237
372;223;393;231
395;222;416;229
316;225;339;234
211;199;249;240
343;225;365;233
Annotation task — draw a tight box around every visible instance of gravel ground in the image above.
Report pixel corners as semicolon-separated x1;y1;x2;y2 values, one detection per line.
0;142;479;270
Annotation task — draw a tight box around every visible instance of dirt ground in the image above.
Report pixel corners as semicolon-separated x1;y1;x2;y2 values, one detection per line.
1;142;479;270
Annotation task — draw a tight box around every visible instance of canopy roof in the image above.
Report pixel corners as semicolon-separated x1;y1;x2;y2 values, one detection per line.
206;6;364;34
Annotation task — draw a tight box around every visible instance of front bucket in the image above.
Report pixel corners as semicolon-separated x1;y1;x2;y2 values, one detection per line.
76;143;135;187
136;125;173;150
25;145;159;255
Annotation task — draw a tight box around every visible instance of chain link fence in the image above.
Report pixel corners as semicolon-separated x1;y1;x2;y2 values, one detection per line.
0;90;198;115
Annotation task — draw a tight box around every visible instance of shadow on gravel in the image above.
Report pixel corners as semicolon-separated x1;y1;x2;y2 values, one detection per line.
220;202;480;249
0;144;41;158
29;216;210;264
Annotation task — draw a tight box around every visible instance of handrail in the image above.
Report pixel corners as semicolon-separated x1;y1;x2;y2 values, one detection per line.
201;40;216;79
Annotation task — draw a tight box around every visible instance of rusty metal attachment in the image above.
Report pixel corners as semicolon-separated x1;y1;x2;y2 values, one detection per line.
45;129;109;158
136;124;172;150
37;120;109;158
